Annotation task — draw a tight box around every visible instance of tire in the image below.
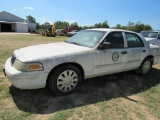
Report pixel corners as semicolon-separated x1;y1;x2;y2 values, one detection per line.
135;58;152;75
48;65;82;95
45;33;47;36
52;33;56;37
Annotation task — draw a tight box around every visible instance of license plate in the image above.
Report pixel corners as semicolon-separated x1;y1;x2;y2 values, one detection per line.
3;65;6;76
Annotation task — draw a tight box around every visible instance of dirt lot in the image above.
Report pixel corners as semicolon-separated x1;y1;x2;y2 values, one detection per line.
0;34;160;120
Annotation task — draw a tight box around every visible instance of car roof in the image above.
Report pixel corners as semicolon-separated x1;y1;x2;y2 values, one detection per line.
87;28;136;33
140;31;160;33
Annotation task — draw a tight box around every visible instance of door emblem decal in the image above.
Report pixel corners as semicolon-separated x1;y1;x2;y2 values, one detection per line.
112;52;119;62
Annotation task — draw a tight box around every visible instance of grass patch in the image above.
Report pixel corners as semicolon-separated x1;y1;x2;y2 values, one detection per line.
135;111;146;120
0;83;11;99
0;51;12;65
0;109;32;120
49;110;74;120
139;84;160;119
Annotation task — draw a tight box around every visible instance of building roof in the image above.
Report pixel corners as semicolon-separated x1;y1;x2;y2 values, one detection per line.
0;11;25;23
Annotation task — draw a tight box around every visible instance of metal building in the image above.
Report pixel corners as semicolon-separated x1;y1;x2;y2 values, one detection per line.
0;11;34;33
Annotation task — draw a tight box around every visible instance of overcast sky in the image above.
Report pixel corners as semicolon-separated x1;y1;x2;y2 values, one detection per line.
0;0;160;30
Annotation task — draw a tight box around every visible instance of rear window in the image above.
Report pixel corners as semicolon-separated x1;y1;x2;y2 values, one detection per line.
125;33;144;48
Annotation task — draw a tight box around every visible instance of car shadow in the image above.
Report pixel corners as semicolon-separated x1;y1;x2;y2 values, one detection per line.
9;67;160;114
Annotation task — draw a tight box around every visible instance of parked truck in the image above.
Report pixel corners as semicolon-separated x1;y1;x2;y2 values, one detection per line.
59;26;74;36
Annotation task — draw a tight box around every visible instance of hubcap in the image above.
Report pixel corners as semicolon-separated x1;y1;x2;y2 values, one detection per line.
142;61;151;74
57;70;78;92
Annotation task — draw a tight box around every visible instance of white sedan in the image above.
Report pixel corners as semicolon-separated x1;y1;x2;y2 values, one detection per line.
67;30;79;37
140;31;160;46
3;29;160;95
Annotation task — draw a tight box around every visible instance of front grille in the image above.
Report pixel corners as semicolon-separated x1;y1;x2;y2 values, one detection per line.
11;53;16;65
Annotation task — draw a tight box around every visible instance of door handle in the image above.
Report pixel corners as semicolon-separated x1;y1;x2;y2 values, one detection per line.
121;51;127;54
142;50;146;52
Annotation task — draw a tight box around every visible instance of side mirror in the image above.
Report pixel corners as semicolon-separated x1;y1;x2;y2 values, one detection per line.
98;42;111;50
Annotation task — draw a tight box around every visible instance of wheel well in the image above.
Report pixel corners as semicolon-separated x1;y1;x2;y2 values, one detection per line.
145;55;154;64
46;62;85;87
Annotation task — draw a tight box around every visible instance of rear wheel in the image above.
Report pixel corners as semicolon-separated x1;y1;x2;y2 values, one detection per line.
135;58;152;75
48;65;82;95
52;33;56;37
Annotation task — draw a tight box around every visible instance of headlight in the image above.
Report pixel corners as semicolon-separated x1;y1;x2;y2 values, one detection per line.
13;59;43;72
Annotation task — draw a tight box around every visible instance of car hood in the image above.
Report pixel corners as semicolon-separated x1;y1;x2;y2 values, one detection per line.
16;42;92;61
144;37;157;41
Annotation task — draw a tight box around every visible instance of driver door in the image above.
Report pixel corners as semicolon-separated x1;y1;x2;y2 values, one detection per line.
93;32;128;76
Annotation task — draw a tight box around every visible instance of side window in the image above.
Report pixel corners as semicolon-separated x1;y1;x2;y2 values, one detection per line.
125;33;144;48
105;32;124;48
158;34;160;39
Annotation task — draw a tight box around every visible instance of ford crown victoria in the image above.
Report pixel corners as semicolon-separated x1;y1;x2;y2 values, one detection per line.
3;29;160;95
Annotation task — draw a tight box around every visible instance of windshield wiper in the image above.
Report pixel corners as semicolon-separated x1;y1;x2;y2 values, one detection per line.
66;41;82;46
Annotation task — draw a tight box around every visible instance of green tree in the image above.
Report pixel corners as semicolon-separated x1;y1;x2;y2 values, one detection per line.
95;23;102;28
101;20;109;28
26;15;36;23
143;25;152;31
36;22;40;29
134;24;144;32
83;26;90;30
70;22;79;29
56;21;69;29
127;21;134;27
114;24;126;30
126;21;135;31
94;21;109;28
114;21;152;32
115;24;122;29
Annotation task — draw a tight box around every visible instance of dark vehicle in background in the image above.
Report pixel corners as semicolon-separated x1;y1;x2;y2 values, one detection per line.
59;26;74;36
140;31;160;46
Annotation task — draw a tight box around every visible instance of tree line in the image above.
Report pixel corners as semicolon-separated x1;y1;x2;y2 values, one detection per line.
26;15;153;32
114;21;152;32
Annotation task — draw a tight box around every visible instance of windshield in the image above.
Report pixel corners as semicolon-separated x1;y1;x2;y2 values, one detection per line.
140;32;158;38
66;30;106;48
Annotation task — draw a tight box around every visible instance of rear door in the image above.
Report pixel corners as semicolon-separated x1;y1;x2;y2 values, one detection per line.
124;32;147;70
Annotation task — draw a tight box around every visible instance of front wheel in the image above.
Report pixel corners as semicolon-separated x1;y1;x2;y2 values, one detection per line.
135;58;152;75
48;65;82;95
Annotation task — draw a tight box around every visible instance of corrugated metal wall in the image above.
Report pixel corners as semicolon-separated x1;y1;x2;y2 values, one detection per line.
16;23;28;33
28;23;36;32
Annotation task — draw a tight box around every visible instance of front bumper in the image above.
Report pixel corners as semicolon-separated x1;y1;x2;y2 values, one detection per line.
4;58;48;89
